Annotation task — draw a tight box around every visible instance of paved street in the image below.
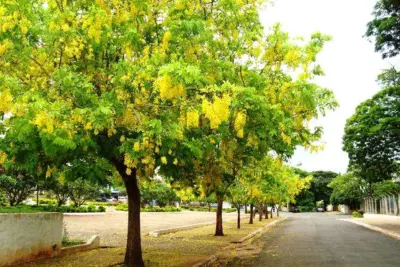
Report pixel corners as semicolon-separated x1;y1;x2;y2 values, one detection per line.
230;212;400;267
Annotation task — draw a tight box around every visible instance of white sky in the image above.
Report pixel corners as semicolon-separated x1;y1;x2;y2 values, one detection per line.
259;0;395;173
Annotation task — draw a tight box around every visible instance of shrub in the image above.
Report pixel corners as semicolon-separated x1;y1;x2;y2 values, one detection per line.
98;206;106;212
116;204;181;212
87;205;96;212
116;203;128;211
352;211;363;218
39;199;57;205
298;205;315;212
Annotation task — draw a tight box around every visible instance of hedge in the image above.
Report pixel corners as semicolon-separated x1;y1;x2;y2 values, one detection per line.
116;204;181;212
181;206;236;213
0;204;106;213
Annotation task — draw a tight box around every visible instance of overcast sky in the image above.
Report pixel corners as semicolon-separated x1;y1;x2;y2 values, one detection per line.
259;0;394;173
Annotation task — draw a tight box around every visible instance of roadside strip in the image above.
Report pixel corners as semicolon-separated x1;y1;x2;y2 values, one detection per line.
193;216;288;267
340;219;400;240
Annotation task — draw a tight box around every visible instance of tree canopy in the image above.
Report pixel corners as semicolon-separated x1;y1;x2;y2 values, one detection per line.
366;0;400;58
343;86;400;183
0;1;337;266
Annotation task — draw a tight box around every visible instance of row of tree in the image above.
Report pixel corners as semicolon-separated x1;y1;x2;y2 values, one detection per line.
329;0;400;213
0;1;337;266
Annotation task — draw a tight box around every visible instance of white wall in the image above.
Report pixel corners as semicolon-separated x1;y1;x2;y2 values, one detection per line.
0;213;63;266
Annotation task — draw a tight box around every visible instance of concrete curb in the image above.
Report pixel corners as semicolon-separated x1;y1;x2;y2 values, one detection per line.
149;215;250;237
63;212;106;216
232;217;287;244
340;219;400;240
60;235;100;256
192;255;217;267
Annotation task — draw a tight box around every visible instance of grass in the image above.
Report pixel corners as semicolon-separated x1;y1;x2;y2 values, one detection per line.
0;204;106;213
19;216;279;267
62;239;85;247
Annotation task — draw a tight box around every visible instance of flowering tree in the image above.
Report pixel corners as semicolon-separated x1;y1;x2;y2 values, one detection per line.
0;1;336;266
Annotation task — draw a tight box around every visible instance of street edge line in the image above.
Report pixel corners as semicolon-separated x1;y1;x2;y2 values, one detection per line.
232;216;287;244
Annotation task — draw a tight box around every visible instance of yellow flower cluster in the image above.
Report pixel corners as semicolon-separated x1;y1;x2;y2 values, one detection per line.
162;31;172;51
234;111;246;138
0;151;7;164
202;95;231;129
45;166;58;178
155;75;185;101
0;90;12;113
34;112;55;134
281;132;292;145
0;39;12;56
186;110;199;128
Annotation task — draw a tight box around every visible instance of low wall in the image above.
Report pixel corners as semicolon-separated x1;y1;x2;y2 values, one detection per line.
0;213;63;266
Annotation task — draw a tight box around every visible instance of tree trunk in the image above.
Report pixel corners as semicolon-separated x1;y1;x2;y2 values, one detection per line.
122;169;145;267
258;205;262;221
249;204;254;224
208;202;211;212
245;204;247;214
265;205;269;219
215;197;224;236
276;205;279;217
270;208;273;218
237;206;241;229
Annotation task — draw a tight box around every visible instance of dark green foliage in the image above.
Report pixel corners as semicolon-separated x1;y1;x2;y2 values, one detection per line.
328;173;365;206
97;205;106;212
366;0;400;58
343;86;400;183
140;181;178;207
0;172;37;206
309;171;338;207
68;179;99;207
295;190;316;212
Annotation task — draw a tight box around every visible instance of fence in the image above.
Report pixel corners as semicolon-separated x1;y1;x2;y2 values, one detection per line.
364;194;400;216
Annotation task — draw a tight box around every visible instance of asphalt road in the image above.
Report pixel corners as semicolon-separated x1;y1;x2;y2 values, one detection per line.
230;212;400;267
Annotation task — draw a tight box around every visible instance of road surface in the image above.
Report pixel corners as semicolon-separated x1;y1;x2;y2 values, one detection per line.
229;212;400;267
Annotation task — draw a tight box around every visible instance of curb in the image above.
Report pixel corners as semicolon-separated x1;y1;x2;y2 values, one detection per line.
232;217;287;244
60;235;100;256
63;212;106;216
191;217;287;267
340;219;400;240
192;255;217;267
149;214;250;237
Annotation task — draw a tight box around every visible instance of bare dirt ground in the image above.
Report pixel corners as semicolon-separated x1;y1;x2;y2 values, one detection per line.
64;210;242;246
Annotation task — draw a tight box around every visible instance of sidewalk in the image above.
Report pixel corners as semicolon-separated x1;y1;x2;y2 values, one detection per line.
353;217;400;236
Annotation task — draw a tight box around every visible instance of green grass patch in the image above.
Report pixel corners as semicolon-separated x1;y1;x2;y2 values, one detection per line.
0;204;106;213
18;217;279;267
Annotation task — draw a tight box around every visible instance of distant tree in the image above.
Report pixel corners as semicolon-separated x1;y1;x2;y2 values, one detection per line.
140;180;178;207
343;86;400;184
0;171;36;206
328;173;366;208
310;171;338;207
47;177;70;207
366;0;400;58
68;179;99;207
